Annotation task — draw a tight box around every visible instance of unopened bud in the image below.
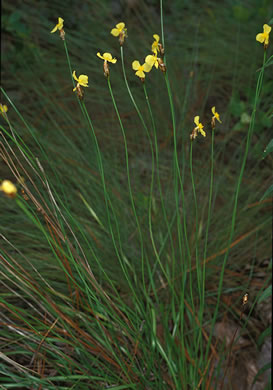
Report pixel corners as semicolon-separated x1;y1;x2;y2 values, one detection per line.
60;29;65;40
158;43;165;57
103;60;110;77
158;58;166;73
119;30;127;46
76;84;84;100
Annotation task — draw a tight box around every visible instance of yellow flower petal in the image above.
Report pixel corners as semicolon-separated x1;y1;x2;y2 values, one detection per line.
97;52;104;60
132;60;140;70
97;52;117;64
145;55;155;66
51;17;64;33
143;63;152;73
72;71;88;88
111;28;120;37
51;25;58;33
152;34;160;53
215;113;221;122
194;116;200;126
263;24;271;34
72;70;78;82
136;69;145;78
200;129;206;137
212;106;216;115
78;75;88;87
256;33;265;43
116;22;125;31
103;53;112;61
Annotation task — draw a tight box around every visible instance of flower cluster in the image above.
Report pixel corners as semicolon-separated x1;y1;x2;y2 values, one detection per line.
49;16;268;128
132;33;166;81
190;107;221;140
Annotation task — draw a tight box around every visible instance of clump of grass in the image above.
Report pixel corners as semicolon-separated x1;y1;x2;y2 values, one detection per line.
0;1;272;388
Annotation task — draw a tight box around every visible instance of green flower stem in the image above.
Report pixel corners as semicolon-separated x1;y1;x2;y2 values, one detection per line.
142;83;177;305
120;46;175;293
120;46;152;291
106;75;145;289
163;69;192;387
163;74;185;258
160;0;185;264
189;139;203;375
160;0;187;385
197;127;215;375
81;99;144;313
62;39;144;314
203;130;214;266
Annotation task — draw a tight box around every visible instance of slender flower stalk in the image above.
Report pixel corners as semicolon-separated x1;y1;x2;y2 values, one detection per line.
57;27;144;315
120;46;174;291
106;76;145;292
160;1;188;385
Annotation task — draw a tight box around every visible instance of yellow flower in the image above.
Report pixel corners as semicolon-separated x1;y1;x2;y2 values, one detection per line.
191;116;206;139
211;106;222;128
145;54;159;69
0;180;17;198
256;24;271;47
51;17;64;33
97;52;117;64
72;71;89;92
111;22;126;36
132;60;152;79
111;22;127;45
152;34;160;54
0;104;8;114
97;53;117;77
194;116;206;136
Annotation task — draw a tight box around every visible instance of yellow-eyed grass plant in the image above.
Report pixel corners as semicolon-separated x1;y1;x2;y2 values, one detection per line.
0;3;272;389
